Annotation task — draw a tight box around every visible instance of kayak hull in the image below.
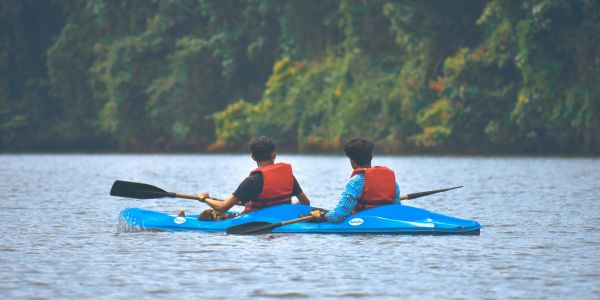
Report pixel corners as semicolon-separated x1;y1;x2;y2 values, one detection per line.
120;204;481;235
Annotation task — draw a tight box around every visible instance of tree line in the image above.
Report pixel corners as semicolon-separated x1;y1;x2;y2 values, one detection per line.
1;0;598;153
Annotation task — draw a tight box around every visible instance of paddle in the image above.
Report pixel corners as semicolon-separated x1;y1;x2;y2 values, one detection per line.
226;185;462;235
226;215;315;235
400;186;462;201
109;180;236;204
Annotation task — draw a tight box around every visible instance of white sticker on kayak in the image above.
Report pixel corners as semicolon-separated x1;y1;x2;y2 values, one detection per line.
349;218;364;226
404;221;434;228
174;217;187;224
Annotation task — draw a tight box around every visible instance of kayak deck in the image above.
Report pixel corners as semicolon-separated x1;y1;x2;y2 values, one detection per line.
120;204;481;235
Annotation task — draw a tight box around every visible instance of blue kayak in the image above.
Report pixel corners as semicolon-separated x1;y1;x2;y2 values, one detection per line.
120;204;481;235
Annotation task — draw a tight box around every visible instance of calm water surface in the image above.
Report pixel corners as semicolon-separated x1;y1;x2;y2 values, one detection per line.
1;154;599;299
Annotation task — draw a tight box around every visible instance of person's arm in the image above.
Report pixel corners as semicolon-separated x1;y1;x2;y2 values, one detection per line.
296;192;310;205
198;192;240;212
292;177;310;205
393;182;401;205
315;174;365;223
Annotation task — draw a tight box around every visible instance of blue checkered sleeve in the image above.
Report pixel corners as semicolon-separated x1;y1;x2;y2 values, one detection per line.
326;174;401;223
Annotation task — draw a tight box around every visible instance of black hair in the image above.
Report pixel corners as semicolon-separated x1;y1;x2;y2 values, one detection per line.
248;136;276;161
343;138;373;165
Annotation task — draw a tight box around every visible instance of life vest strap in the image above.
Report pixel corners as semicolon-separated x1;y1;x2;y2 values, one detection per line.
356;199;394;210
253;193;295;203
244;198;291;211
357;199;394;205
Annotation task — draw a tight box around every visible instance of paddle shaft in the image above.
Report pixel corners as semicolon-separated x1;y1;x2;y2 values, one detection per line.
110;180;239;205
175;193;215;201
226;215;315;234
173;193;239;206
135;191;227;203
279;215;314;226
399;186;462;201
138;191;231;204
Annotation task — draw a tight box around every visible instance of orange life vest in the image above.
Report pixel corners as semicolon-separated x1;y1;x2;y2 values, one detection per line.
351;166;396;213
244;162;295;212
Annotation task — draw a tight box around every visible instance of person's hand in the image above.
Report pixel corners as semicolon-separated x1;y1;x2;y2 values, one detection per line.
309;209;327;222
198;192;209;202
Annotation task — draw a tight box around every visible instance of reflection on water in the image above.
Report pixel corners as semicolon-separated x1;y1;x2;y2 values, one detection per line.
1;154;599;299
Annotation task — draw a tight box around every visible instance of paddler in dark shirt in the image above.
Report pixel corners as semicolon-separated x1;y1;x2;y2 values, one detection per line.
197;136;310;221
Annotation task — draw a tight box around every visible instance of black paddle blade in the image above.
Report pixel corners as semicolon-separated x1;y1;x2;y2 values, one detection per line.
226;221;279;235
110;180;174;199
406;186;462;200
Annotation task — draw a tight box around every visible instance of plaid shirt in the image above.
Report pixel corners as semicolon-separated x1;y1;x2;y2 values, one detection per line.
326;173;401;223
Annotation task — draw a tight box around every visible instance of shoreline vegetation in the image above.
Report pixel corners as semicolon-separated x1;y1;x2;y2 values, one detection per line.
1;1;598;154
2;148;600;158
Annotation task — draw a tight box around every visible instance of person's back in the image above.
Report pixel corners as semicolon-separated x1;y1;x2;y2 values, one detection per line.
310;138;401;223
242;161;296;212
197;136;310;220
350;166;396;213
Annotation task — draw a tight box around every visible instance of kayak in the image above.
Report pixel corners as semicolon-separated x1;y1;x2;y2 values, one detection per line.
120;204;481;235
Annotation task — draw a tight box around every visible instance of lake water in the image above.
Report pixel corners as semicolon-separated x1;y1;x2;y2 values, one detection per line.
1;154;599;299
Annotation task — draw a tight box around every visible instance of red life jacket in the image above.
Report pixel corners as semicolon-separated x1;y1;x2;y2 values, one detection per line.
351;166;396;213
244;162;295;212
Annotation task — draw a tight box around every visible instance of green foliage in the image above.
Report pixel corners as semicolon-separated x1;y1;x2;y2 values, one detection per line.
410;99;454;147
451;0;597;151
1;0;599;153
216;51;413;151
0;0;65;150
213;98;273;148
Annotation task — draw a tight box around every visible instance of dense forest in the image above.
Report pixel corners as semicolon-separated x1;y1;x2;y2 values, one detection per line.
1;0;598;153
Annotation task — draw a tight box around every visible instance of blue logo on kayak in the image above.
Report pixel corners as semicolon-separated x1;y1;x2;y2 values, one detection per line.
349;218;364;226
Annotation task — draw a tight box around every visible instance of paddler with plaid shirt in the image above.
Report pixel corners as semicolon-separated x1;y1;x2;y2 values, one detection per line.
195;136;310;220
309;138;401;223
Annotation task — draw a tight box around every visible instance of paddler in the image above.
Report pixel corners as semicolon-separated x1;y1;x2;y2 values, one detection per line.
309;138;401;223
197;136;310;220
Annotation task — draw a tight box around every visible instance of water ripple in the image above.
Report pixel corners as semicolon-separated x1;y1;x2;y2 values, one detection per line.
251;289;309;298
1;154;599;299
